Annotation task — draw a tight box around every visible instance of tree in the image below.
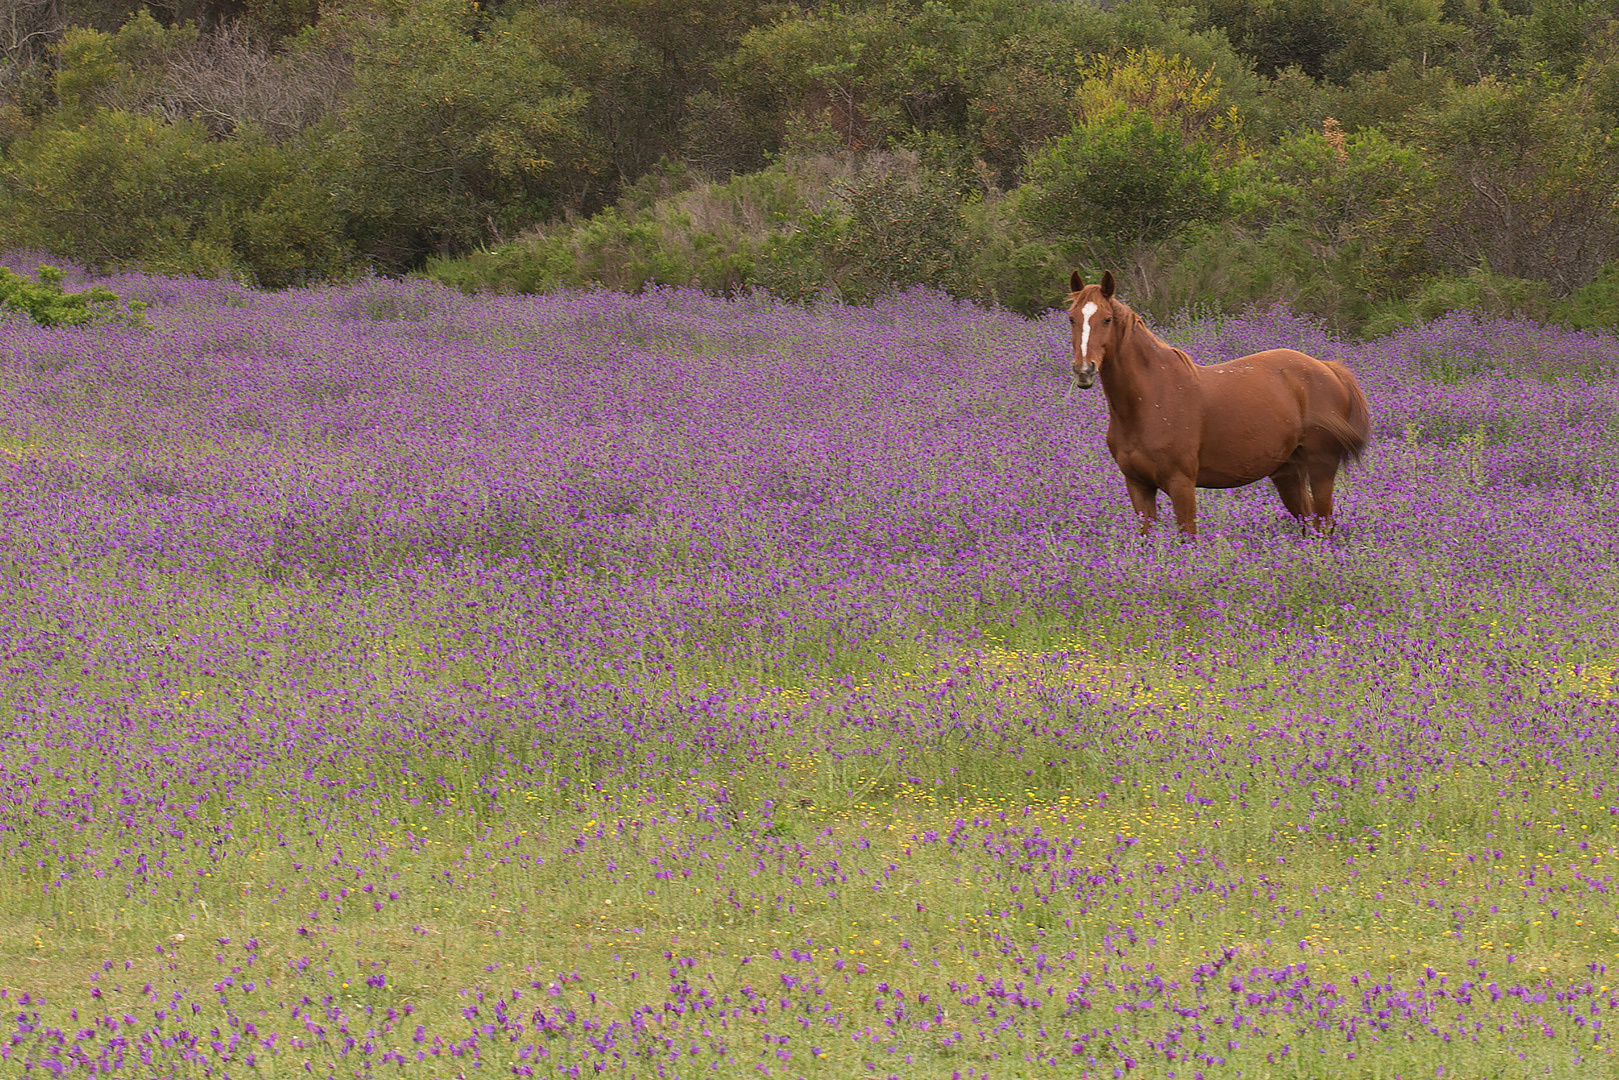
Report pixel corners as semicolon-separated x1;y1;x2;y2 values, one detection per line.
1190;0;1358;80
1413;76;1619;291
1211;121;1439;317
1072;46;1245;156
1522;0;1619;78
1187;0;1452;84
52;10;195;118
712;0;1120;167
830;164;970;301
524;0;780;183
0;107;348;283
328;0;591;265
1021;105;1226;267
505;7;661;187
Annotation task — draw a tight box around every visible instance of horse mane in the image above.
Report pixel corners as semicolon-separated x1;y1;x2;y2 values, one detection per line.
1126;310;1198;376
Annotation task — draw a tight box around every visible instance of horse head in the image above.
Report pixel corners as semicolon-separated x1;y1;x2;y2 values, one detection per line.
1067;270;1121;389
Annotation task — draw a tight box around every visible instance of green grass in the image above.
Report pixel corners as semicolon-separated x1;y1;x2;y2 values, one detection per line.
5;578;1619;1076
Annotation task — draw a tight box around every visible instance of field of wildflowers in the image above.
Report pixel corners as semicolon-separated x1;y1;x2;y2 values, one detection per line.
2;264;1619;1079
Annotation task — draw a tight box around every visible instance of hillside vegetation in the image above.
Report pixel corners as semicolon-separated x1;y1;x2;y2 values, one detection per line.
4;0;1619;328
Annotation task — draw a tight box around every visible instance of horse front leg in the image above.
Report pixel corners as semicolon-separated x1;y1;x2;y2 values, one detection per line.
1123;476;1160;535
1163;475;1198;537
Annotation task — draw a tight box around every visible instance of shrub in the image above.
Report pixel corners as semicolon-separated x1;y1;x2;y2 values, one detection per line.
438;200;756;296
53;12;196;119
1413;77;1619;293
328;0;591;266
955;192;1068;316
0;265;146;327
1;109;228;273
430;156;838;296
1072;46;1245;149
750;210;847;303
210;133;352;288
824;166;972;302
1021;105;1227;266
1360;266;1554;337
0;109;350;286
1553;263;1619;330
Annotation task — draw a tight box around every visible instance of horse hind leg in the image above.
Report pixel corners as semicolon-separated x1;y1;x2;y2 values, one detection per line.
1306;455;1340;534
1269;459;1314;535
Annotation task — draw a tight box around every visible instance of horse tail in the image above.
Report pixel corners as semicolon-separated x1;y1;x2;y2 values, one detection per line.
1315;360;1371;465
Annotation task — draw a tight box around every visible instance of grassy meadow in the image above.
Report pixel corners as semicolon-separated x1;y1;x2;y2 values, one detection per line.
2;265;1619;1078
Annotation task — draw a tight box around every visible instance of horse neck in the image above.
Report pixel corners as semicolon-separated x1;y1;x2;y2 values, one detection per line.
1099;315;1193;421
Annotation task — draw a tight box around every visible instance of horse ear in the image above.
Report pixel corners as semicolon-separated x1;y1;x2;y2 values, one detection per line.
1069;270;1084;293
1100;271;1115;299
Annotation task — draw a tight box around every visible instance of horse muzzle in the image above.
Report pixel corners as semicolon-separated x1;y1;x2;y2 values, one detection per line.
1073;363;1098;389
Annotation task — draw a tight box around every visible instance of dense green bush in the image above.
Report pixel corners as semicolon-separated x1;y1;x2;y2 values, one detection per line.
1359;266;1555;337
1185;0;1456;84
329;0;592;267
1555;263;1619;331
0;265;146;327
210;135;352;288
1118;123;1440;323
816;166;973;302
705;0;1260;182
52;12;196;120
1;110;222;275
1412;76;1619;293
428;162;823;295
1021;105;1227;265
746;166;977;303
0;109;348;285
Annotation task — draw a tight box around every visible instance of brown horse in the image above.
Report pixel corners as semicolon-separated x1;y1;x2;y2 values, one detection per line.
1068;271;1370;536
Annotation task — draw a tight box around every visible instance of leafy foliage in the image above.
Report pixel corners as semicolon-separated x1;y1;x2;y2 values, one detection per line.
0;109;347;285
822;166;973;302
1413;75;1619;292
328;0;591;266
1022;105;1227;262
1166;123;1443;322
1553;261;1619;330
5;0;1619;329
0;265;145;326
1072;46;1245;149
52;12;197;119
1188;0;1453;83
708;0;1209;179
429;161;811;295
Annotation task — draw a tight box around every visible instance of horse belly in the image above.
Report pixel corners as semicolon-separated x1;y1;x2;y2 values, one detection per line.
1195;462;1279;489
1195;373;1304;486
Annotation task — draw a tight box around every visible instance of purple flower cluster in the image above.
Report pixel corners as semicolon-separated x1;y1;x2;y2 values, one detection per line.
2;268;1618;1076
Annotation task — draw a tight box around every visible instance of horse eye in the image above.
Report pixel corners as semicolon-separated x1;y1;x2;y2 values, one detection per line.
1103;317;1112;324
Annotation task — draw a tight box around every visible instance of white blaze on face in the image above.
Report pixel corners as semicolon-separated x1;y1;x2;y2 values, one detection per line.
1079;301;1098;361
